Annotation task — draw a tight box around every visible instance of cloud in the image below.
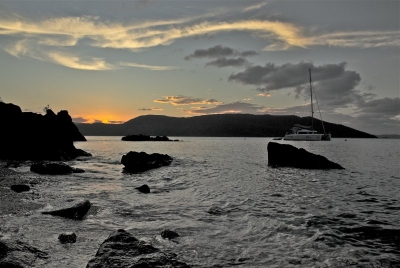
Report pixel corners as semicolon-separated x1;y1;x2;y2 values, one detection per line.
120;62;176;71
243;1;269;12
357;97;400;117
72;116;89;123
48;52;115;70
108;120;125;124
257;93;273;97
154;95;222;106
93;120;103;123
138;107;164;111
184;45;258;60
205;57;249;68
186;101;267;115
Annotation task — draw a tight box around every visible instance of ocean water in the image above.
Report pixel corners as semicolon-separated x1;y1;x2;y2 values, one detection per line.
1;137;400;267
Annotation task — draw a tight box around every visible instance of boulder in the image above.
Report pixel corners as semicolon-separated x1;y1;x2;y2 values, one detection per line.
42;200;91;220
10;184;31;193
136;184;150;194
0;102;90;161
121;151;173;172
267;142;344;169
58;232;77;244
30;162;73;175
161;229;180;240
86;229;190;268
0;239;48;268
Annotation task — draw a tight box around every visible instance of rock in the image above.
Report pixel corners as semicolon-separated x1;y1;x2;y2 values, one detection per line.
0;239;48;268
58;232;77;244
72;167;85;173
10;184;30;193
136;184;150;194
161;229;179;240
267;142;344;169
0;102;90;161
30;162;73;175
42;200;91;220
86;229;190;268
121;151;173;172
122;134;178;142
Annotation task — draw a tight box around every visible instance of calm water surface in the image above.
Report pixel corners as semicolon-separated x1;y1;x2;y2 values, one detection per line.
1;137;399;267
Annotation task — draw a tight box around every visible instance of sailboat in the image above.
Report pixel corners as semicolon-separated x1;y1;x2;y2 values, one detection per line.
283;69;331;141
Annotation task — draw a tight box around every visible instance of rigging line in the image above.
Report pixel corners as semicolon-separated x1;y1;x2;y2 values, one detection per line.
311;80;327;135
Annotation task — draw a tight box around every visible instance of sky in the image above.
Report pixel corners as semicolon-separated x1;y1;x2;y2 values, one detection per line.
0;0;399;135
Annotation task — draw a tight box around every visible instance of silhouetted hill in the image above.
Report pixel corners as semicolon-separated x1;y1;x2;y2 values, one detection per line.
77;114;377;138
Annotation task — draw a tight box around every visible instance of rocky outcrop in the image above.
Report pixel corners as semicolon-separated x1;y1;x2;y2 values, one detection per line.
0;102;90;161
42;200;91;220
0;239;48;268
121;151;173;172
122;134;179;142
267;142;344;169
30;162;73;175
86;229;190;268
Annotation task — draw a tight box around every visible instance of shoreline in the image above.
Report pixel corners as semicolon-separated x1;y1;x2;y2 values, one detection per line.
0;162;43;217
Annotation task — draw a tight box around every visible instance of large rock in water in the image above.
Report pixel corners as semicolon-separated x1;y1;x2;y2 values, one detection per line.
0;102;90;160
267;142;344;169
42;200;91;220
121;151;173;172
0;239;48;268
86;229;190;268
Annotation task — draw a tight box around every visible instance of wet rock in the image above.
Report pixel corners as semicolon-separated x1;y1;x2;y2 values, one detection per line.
161;229;180;240
58;232;77;244
0;239;48;268
121;151;173;172
42;200;91;220
267;142;344;169
30;162;73;175
71;167;85;173
10;184;30;193
136;184;150;194
86;229;190;268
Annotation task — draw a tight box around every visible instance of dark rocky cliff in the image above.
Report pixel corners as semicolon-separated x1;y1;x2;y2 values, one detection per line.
0;102;90;160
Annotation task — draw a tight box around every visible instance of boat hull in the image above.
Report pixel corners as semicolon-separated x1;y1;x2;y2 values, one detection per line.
283;134;324;141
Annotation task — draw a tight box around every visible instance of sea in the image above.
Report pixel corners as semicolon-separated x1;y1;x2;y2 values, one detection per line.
1;136;400;267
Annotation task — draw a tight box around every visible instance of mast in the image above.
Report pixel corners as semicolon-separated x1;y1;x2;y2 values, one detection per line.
309;69;314;130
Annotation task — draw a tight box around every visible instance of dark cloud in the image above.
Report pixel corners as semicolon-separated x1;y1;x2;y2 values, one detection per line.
108;120;125;124
184;45;258;60
357;97;400;116
154;95;221;106
138;107;164;111
205;57;249;68
93;120;103;123
72;117;89;123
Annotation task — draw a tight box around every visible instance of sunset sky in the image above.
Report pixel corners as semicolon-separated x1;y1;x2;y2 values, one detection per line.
0;0;399;134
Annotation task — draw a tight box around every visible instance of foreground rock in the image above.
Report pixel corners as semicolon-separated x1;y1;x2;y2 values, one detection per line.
0;239;48;267
0;102;91;160
42;200;91;220
267;142;344;169
122;134;179;142
58;232;77;244
121;151;173;172
10;184;31;193
30;162;73;175
86;229;190;268
161;229;180;240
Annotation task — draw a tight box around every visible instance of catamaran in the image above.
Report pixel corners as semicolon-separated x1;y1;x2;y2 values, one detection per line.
284;69;331;141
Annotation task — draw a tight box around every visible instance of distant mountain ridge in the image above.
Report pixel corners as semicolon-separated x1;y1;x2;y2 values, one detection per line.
76;114;377;138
